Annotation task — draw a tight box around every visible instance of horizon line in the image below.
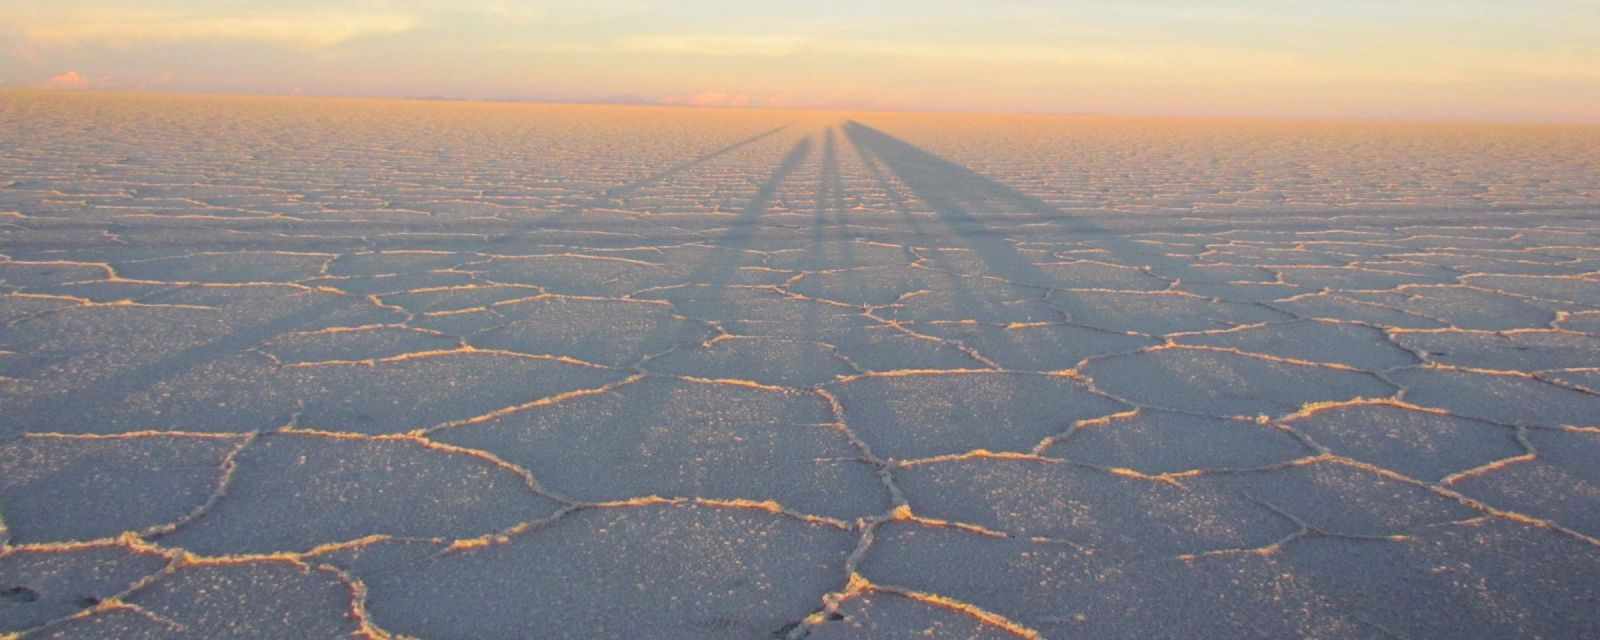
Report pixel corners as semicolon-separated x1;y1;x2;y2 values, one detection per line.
6;87;1600;128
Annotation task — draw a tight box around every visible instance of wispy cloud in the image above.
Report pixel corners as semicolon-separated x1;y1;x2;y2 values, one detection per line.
12;8;417;48
617;34;806;57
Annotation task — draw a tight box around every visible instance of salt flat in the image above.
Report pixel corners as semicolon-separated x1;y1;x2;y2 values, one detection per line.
2;91;1599;639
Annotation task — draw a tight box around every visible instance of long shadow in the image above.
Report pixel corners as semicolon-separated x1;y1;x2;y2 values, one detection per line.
844;123;1075;305
796;127;867;353
632;136;814;357
843;121;1196;279
481;137;818;505
843;121;1204;326
599;125;790;201
54;130;809;418
816;128;859;272
505;136;813;375
817;128;845;235
688;137;813;282
842;123;1090;228
847;127;1026;364
820;128;861;286
851;130;997;313
800;130;837;346
7;295;350;440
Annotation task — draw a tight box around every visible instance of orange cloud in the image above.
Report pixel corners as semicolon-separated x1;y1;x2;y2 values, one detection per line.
44;70;89;90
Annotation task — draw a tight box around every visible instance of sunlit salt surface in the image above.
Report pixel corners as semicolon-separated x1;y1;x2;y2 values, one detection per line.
2;91;1599;639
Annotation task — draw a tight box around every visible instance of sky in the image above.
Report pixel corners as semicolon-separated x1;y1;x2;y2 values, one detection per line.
3;1;1598;122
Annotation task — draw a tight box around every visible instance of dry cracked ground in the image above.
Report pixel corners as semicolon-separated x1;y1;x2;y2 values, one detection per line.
2;91;1600;639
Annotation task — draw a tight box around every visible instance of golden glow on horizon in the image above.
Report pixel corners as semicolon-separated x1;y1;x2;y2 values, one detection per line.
2;2;1597;122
